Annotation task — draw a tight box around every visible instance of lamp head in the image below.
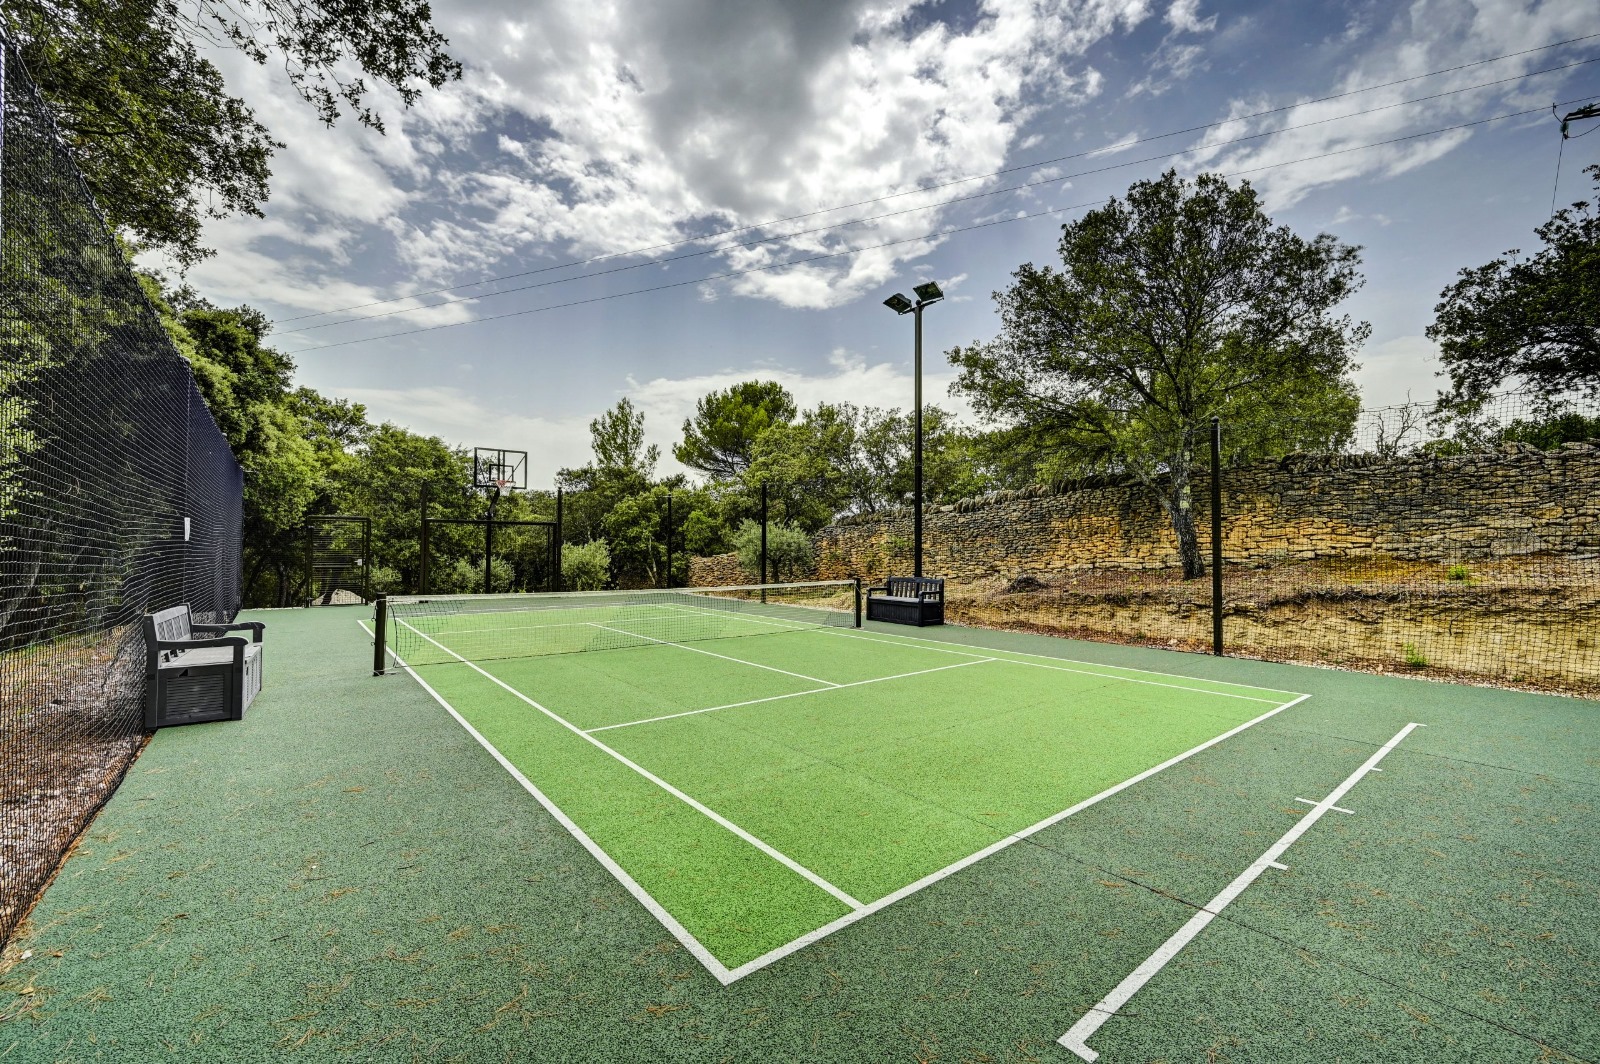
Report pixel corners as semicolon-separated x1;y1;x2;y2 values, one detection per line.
912;280;944;303
882;293;915;314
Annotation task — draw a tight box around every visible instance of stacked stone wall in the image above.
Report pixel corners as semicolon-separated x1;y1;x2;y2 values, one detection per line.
689;444;1600;586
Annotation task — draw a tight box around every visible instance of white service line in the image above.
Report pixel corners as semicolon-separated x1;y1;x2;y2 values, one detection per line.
586;622;842;687
394;618;864;912
586;658;995;733
358;620;737;984
720;691;1315;983
1057;721;1425;1062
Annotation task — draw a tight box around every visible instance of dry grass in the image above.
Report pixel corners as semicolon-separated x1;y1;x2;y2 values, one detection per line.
947;554;1600;697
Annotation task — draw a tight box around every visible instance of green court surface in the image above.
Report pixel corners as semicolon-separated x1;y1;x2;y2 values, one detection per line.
2;605;1596;1063
385;601;1306;977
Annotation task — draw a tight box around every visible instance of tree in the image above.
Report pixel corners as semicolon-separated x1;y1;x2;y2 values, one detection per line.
1429;164;1600;408
675;380;797;479
335;423;473;593
732;519;814;582
950;169;1366;578
5;0;460;265
558;397;661;546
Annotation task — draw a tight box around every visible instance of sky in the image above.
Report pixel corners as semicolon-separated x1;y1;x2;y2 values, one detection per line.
170;0;1600;486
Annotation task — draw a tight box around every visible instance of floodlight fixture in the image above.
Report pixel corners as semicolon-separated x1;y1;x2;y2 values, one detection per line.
912;280;944;303
883;292;915;314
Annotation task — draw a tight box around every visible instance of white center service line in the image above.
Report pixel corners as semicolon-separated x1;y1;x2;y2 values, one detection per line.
585;658;995;733
586;621;842;687
1058;721;1425;1062
395;618;864;912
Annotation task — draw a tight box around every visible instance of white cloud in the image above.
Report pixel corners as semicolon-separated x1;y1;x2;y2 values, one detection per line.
1182;0;1598;209
627;348;977;482
1165;0;1216;34
1354;333;1446;407
192;0;1156;323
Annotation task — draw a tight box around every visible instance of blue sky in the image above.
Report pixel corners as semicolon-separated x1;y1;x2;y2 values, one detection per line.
172;0;1600;485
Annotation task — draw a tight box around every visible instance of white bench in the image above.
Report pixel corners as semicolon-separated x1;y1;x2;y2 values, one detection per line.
142;605;264;728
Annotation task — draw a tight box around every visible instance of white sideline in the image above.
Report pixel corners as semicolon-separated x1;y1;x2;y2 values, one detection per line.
586;621;841;687
359;621;737;984
1057;721;1424;1062
394;617;864;912
585;658;994;733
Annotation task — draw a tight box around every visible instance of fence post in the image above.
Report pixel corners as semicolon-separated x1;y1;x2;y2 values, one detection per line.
1211;415;1224;656
760;482;769;600
419;483;431;595
373;595;388;676
664;491;673;589
553;487;563;592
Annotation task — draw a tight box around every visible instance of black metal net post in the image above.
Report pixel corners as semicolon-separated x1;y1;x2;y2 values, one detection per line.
0;35;243;947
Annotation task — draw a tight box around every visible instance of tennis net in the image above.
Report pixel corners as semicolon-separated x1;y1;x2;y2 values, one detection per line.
374;580;862;670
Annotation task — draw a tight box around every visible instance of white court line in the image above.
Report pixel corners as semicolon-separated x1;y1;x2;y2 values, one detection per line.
395;617;864;912
359;620;737;984
585;658;995;733
718;690;1315;983
370;616;1316;985
655;602;1305;702
1057;721;1424;1062
586;622;841;687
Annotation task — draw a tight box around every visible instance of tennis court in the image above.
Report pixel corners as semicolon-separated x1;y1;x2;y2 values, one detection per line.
371;583;1309;982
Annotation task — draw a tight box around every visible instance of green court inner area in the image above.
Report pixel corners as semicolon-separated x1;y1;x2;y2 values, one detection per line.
385;602;1304;975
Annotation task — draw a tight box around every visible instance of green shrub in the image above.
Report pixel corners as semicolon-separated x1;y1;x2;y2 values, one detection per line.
732;519;814;582
1445;564;1472;582
440;556;513;593
1402;642;1428;668
368;565;403;595
562;540;610;591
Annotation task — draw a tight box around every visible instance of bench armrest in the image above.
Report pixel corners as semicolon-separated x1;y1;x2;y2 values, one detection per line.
193;621;264;643
864;585;888;597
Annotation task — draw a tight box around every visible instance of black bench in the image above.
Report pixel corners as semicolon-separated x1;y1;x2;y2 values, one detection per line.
142;605;265;728
865;576;945;627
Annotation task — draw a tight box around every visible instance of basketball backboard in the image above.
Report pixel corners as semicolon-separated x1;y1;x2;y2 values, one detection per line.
472;447;528;491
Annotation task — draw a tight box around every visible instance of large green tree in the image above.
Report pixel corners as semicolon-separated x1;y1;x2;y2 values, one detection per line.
950;169;1366;578
4;0;460;265
674;380;797;479
1429;164;1600;407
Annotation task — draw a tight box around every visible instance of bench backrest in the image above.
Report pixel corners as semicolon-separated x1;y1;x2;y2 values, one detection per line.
885;577;943;598
150;604;194;643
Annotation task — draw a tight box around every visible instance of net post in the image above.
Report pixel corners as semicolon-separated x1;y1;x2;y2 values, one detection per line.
853;577;862;628
1210;415;1224;656
373;595;388;675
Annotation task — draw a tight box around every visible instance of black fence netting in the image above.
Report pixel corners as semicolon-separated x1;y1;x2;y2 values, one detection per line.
0;37;243;945
788;389;1600;696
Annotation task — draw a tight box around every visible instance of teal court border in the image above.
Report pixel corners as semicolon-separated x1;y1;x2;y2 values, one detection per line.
361;614;1312;986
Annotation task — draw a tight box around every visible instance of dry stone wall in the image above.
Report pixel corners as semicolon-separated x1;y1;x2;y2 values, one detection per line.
690;444;1600;585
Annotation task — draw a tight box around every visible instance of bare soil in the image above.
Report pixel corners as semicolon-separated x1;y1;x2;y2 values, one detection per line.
948;555;1600;697
1;631;147;947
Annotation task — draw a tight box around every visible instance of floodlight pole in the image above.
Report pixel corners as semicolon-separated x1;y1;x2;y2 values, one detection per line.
912;302;925;578
884;284;943;578
664;491;673;589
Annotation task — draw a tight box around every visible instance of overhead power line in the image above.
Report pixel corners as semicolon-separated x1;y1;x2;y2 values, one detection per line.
269;31;1600;329
274;56;1600;337
281;96;1597;356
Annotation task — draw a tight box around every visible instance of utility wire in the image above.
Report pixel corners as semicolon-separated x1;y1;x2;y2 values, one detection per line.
269;32;1600;328
283;97;1596;356
275;56;1600;337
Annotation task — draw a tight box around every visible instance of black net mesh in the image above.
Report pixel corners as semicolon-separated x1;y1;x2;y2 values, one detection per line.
920;390;1600;695
0;37;243;945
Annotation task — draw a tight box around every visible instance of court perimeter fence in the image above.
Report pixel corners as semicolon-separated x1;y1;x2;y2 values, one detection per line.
694;390;1600;695
0;36;244;947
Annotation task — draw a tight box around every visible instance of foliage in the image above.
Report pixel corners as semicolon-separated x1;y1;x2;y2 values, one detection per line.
675;380;796;479
1499;411;1600;449
561;540;610;592
1430;165;1600;407
949;169;1366;578
439;556;513;595
732;519;814;582
5;0;459;265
